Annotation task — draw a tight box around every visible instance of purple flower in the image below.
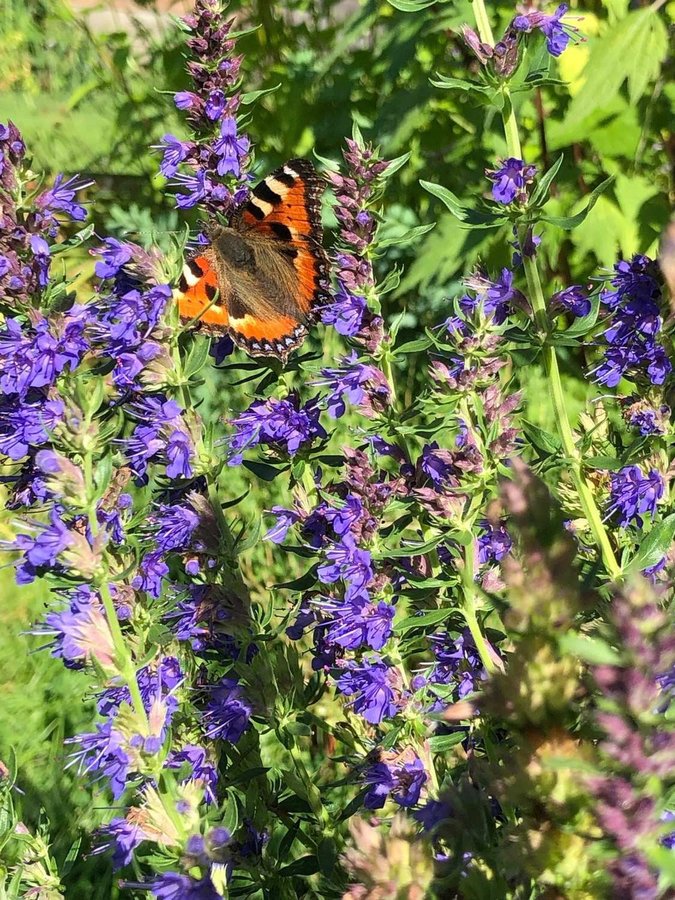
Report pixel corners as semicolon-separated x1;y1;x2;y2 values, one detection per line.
152;503;200;553
608;466;664;528
202;677;251;742
94;238;134;280
156;134;191;178
476;520;512;566
42;587;115;670
204;88;226;120
486;158;537;204
317;351;391;419
336;656;400;724
0;392;63;461
228;393;326;465
463;268;524;324
420;442;456;486
317;533;374;602
593;254;671;388
321;283;367;337
13;507;73;584
551;285;591;317
122;396;194;481
363;755;427;809
323;595;395;651
624;403;669;437
213;116;250;177
167;744;218;805
132;550;170;598
264;506;301;543
428;631;486;700
514;4;579;57
146;872;222;900
68;720;131;798
174;170;210;209
95;818;146;869
36;173;91;222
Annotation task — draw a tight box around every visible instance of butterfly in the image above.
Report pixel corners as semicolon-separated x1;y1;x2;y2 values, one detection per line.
174;158;331;362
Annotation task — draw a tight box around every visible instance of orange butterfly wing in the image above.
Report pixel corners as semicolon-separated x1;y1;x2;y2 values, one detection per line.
175;159;331;359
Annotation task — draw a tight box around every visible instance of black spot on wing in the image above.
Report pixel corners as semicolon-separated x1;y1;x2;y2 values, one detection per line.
275;171;296;188
269;222;293;242
205;283;218;301
246;201;266;221
254;182;282;206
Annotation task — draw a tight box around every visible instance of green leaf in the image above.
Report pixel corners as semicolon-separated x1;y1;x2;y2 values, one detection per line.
541;176;614;230
582;455;625;471
428;732;466;752
628;514;675;572
183;337;212;379
242;460;287;481
558;295;600;338
387;0;439;10
375;532;446;559
240;83;281;105
529;154;564;208
559;633;622;666
378;222;436;250
420;180;508;230
521;420;562;455
384;151;411;178
50;223;95;256
279;855;320;877
429;74;492;95
567;10;668;122
317;837;338;877
395;608;452;633
394;336;433;355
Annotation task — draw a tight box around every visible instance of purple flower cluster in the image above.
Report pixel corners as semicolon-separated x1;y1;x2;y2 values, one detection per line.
89;238;173;391
316;351;392;419
363;751;427;809
69;656;183;798
0;122;91;307
159;0;250;214
593;254;671;387
228;393;326;465
513;4;580;58
486;158;537;205
123;395;196;481
607;465;664;529
321;139;389;342
588;593;675;896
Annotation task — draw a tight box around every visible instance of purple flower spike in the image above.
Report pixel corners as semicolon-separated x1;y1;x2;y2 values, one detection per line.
363;753;427;809
486;158;537;205
513;4;581;58
607;466;664;529
551;285;591;318
336;656;400;724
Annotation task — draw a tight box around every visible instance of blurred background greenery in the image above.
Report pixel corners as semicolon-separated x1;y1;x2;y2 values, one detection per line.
0;0;672;895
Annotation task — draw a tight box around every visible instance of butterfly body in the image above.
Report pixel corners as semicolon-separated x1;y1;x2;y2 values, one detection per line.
175;159;330;362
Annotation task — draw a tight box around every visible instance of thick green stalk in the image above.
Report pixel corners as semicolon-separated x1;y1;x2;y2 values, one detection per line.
521;256;622;580
83;451;149;728
461;540;498;675
471;0;495;44
471;0;622;581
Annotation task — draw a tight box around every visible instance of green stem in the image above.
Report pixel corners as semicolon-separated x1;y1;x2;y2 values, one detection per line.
521;256;622;580
98;579;149;726
470;0;622;582
83;451;149;727
288;742;332;833
502;93;523;159
461;540;498;675
471;0;495;44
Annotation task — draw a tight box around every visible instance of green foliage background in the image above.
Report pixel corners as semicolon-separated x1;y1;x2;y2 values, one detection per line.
0;0;672;895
